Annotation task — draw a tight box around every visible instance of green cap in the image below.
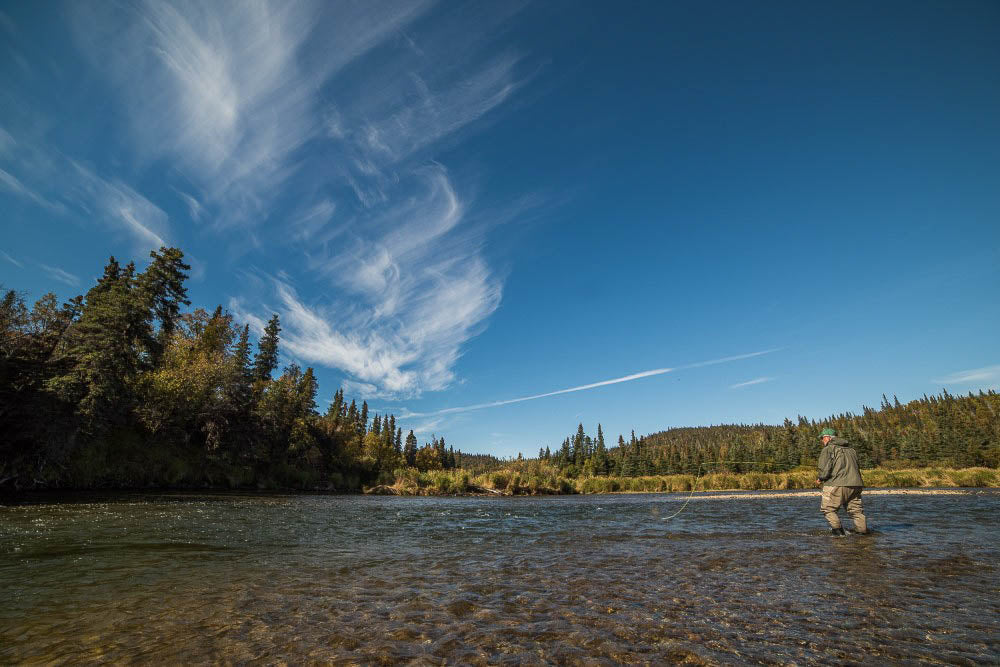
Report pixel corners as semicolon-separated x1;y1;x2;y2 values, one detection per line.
819;427;836;439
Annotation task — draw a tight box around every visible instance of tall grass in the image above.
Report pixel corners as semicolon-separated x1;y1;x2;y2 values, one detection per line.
370;463;1000;495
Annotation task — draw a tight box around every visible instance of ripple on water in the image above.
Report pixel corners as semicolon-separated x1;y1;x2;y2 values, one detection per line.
1;491;999;663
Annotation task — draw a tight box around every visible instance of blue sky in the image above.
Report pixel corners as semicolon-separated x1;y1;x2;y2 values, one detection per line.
2;1;998;457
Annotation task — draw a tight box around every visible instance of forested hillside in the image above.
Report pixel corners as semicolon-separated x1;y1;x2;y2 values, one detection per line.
0;247;468;491
542;391;1000;477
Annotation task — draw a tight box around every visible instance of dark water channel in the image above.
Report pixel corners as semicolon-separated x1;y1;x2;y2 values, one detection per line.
2;490;998;664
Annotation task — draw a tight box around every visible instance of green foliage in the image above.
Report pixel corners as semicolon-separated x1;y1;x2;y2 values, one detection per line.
415;443;442;471
0;249;412;492
383;464;998;495
136;247;191;361
490;472;510;490
251;314;281;383
949;468;998;487
363;430;401;472
542;390;1000;481
403;429;418;467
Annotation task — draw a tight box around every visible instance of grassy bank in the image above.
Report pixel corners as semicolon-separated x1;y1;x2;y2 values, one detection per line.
366;464;1000;496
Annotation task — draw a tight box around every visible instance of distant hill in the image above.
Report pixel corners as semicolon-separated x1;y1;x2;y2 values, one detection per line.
539;390;1000;477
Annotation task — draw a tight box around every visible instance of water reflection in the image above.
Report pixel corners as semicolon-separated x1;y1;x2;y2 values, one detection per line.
2;491;998;663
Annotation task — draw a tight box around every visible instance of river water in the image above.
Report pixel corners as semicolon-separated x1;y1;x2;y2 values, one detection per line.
2;490;998;664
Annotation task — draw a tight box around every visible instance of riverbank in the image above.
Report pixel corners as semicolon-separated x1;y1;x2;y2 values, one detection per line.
5;464;996;500
365;466;1000;496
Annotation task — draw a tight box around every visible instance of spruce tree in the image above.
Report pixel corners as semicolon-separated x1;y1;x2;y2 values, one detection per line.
233;324;252;383
573;423;586;465
560;437;571;467
404;429;418;466
326;388;344;421
298;367;318;415
251;315;281;382
136;247;190;362
437;436;448;468
47;255;149;429
198;305;232;355
593;423;608;475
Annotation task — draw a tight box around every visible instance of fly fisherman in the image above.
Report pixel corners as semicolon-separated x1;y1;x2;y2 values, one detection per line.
815;428;869;535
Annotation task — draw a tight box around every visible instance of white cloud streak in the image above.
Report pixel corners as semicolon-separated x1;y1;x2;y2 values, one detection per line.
730;376;775;389
408;416;446;438
401;349;781;417
0;129;169;252
328;52;522;182
227;296;268;336
0;167;67;214
67;163;169;251
291;199;336;242
0;127;15;155
0;250;23;268
172;188;202;222
37;263;80;287
934;364;1000;385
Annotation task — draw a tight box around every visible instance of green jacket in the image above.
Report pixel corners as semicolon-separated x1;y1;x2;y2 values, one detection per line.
817;437;864;487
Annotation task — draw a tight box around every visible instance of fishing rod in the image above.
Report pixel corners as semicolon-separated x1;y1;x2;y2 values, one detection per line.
660;460;795;520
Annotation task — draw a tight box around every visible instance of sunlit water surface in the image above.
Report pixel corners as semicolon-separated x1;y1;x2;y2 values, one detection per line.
2;491;998;664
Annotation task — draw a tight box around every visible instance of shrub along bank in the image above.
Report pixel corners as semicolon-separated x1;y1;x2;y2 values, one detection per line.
368;465;1000;496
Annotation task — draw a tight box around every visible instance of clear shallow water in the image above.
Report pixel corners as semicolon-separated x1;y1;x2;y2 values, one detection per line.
2;490;998;664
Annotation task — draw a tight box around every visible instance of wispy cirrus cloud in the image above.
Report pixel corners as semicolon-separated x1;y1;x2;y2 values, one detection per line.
212;3;534;398
1;1;535;399
934;364;1000;385
233;217;503;399
0;127;15;154
67;162;169;252
400;414;446;439
730;376;775;389
37;263;80;288
326;51;523;188
172;188;202;222
1;250;23;268
0;166;67;214
0;128;170;253
290;199;336;242
69;0;437;229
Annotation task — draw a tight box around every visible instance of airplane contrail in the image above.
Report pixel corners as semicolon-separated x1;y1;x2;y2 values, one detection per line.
399;348;780;418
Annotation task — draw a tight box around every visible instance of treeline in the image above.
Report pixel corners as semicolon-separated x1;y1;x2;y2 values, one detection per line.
5;247;996;492
541;390;1000;477
0;247;470;491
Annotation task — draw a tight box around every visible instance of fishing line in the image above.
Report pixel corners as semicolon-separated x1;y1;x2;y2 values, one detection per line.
660;460;790;520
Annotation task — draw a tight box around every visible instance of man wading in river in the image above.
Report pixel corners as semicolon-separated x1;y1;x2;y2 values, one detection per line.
815;428;868;536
